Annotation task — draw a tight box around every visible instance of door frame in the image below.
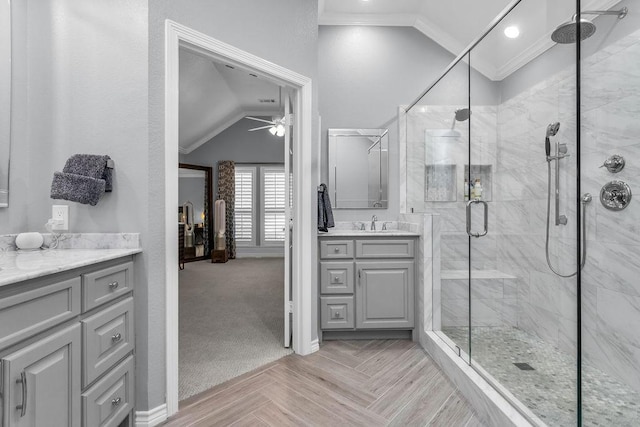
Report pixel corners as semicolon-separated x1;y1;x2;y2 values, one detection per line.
165;20;316;417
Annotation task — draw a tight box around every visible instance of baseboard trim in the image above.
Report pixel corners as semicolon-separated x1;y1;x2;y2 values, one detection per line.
310;338;320;353
135;404;168;427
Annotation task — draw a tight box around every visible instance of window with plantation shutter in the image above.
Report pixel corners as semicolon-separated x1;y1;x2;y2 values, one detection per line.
261;167;286;245
234;167;256;245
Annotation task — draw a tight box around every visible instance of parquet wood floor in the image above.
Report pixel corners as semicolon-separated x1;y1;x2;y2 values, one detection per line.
162;339;484;426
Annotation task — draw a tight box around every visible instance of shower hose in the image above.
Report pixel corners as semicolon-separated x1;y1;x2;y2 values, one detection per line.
545;160;589;278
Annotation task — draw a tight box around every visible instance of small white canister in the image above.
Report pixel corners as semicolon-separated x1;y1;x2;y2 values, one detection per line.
15;232;44;250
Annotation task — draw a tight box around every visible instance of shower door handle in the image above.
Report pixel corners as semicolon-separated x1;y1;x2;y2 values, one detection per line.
466;199;488;238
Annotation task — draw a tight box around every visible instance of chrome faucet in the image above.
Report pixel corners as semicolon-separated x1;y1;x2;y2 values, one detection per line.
371;215;377;231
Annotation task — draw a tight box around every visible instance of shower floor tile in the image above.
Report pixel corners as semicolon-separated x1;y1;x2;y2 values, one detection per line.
442;326;640;426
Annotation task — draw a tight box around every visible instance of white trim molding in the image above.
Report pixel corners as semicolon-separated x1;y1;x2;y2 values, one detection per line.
135;404;168;427
165;19;316;419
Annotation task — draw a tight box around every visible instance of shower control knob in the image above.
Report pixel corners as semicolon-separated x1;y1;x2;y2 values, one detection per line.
600;181;632;211
600;154;625;173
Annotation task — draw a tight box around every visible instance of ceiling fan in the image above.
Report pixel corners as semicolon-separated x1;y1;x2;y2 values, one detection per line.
245;87;285;137
246;116;286;137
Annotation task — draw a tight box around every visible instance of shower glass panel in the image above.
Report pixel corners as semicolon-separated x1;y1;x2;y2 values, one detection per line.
467;0;580;424
404;54;470;359
579;2;640;424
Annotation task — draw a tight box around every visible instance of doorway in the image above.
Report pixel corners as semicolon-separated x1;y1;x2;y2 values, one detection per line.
165;21;315;416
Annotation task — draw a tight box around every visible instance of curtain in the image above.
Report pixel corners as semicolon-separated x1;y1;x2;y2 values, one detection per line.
217;161;236;258
203;175;210;257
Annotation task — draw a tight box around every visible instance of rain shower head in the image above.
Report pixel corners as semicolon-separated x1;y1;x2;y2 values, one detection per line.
455;108;470;121
551;19;597;44
551;7;627;44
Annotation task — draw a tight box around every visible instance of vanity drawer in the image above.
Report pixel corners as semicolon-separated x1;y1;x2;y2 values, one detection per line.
82;355;134;427
320;240;354;259
82;297;134;386
355;239;414;259
320;296;355;329
320;262;354;294
0;277;81;348
82;262;133;312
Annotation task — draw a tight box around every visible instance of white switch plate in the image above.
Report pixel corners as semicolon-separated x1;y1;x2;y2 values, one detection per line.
52;205;69;231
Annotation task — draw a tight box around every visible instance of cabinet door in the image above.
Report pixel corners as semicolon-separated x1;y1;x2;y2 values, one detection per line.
356;261;414;329
2;324;81;427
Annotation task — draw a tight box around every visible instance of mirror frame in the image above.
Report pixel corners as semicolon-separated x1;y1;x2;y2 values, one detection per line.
328;128;389;209
0;0;12;208
179;163;213;263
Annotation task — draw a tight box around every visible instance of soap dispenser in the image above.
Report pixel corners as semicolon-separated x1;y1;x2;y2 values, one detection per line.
472;178;483;200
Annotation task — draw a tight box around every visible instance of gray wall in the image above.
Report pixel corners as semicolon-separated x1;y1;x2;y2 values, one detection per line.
318;26;499;223
149;0;319;411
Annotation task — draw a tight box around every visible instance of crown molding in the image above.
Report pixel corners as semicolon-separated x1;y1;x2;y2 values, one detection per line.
319;12;416;27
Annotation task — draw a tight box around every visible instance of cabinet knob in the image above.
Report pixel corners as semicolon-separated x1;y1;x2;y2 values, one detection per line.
109;281;119;290
333;277;339;283
111;397;122;406
111;333;122;343
334;247;340;253
334;312;340;318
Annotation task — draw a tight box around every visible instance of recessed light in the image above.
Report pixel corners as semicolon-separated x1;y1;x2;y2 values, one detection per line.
504;26;520;39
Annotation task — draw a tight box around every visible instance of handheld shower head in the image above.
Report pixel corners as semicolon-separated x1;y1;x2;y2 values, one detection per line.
546;122;560;157
547;122;560;137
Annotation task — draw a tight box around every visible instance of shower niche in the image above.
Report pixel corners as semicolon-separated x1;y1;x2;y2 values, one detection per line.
464;164;492;201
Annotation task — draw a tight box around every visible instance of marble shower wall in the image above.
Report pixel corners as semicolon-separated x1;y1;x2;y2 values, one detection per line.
496;29;640;393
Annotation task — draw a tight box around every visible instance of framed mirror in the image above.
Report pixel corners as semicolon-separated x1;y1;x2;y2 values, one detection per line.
328;128;388;209
179;163;213;265
0;0;11;207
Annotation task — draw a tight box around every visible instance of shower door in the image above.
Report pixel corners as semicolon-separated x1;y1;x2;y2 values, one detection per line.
466;0;580;424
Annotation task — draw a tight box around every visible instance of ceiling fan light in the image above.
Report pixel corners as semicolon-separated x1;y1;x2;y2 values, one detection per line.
276;125;285;137
269;126;277;135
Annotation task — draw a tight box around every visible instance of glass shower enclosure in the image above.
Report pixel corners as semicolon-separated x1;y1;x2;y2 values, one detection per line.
402;0;640;425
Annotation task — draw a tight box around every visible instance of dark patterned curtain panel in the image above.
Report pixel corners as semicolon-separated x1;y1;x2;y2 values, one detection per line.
203;177;210;257
217;161;236;258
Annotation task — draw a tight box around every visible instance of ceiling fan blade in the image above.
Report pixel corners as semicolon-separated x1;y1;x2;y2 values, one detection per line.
245;116;275;125
248;125;274;131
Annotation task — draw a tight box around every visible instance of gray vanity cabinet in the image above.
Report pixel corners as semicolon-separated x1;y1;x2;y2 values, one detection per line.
356;261;414;329
2;324;81;426
0;256;136;427
319;236;416;337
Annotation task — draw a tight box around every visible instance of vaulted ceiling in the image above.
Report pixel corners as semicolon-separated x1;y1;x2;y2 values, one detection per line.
319;0;622;80
180;0;623;150
179;49;282;154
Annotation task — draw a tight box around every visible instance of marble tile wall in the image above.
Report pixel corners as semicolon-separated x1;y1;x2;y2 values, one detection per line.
496;29;640;394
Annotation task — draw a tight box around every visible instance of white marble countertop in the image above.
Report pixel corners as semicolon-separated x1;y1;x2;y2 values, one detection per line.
0;248;142;287
318;229;420;237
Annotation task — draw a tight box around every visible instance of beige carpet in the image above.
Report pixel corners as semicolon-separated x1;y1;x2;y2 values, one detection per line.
178;258;292;401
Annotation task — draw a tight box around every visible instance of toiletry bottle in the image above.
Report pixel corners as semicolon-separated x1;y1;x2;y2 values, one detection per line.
464;179;469;201
473;178;483;200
